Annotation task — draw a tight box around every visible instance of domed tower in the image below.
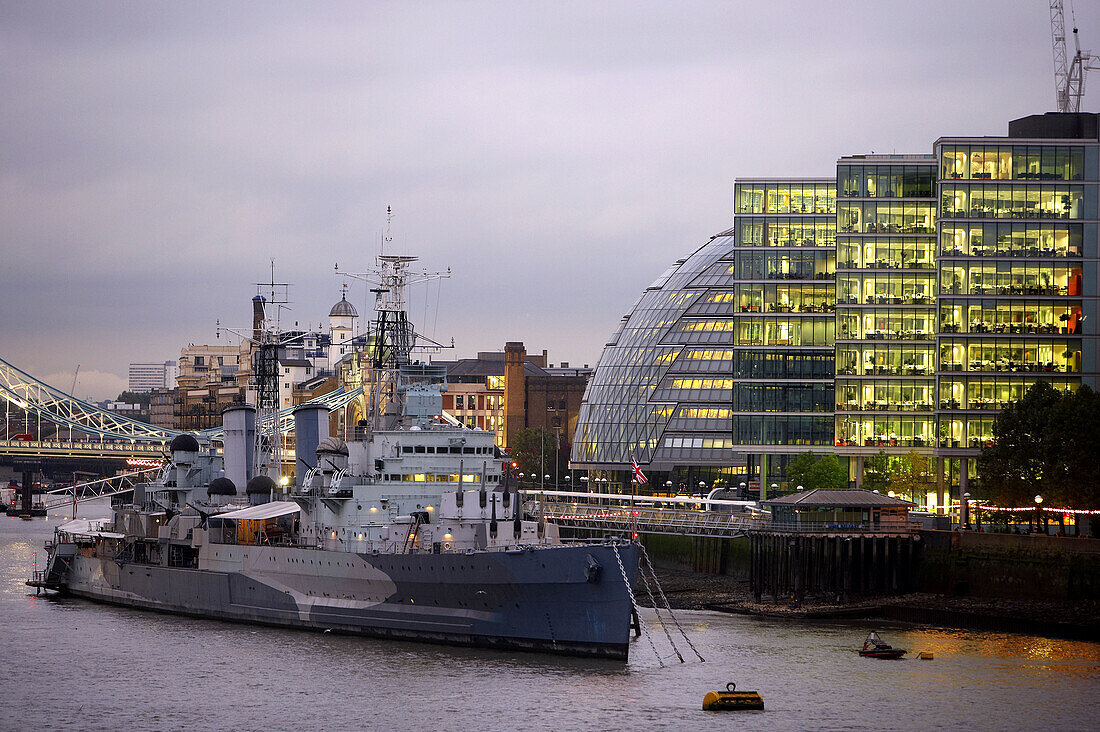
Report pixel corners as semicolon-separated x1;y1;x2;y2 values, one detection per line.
328;291;359;362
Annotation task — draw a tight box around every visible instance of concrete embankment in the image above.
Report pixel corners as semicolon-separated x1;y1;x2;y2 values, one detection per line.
637;532;1100;641
917;530;1100;601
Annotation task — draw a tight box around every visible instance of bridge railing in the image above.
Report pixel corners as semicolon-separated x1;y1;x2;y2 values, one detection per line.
0;439;169;454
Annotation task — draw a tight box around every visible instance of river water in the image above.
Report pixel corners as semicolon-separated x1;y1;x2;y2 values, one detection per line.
2;502;1098;731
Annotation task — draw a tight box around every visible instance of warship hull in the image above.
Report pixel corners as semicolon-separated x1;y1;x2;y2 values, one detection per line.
54;541;639;660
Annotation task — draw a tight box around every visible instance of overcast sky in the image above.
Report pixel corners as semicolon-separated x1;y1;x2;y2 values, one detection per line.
2;1;1097;400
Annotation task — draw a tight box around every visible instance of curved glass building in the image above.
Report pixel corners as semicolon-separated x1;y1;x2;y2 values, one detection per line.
573;112;1100;508
572;180;837;495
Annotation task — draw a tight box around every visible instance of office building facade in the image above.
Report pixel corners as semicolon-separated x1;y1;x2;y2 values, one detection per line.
127;361;177;393
572;112;1100;505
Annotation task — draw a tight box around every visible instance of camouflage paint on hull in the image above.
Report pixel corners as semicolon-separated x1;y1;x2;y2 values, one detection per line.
59;542;638;660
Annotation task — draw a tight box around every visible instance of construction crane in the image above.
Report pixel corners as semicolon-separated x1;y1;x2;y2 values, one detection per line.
1050;0;1099;113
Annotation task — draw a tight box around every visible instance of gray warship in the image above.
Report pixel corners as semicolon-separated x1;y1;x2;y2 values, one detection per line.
31;253;639;659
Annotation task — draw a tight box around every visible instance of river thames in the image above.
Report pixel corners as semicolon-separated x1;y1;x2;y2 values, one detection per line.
2;503;1097;731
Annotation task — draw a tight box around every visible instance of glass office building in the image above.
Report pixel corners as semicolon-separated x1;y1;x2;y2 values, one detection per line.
834;156;939;475
571;180;836;491
572;112;1099;504
934;123;1097;493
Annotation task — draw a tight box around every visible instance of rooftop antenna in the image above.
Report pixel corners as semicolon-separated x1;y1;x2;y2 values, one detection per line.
1051;0;1099;112
382;205;393;256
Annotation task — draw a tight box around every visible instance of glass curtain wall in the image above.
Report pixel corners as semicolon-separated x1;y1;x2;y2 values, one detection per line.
835;157;938;461
728;180;836;494
935;141;1095;454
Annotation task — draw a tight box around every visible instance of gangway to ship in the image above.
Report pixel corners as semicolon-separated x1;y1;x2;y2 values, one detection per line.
522;490;767;539
40;466;164;512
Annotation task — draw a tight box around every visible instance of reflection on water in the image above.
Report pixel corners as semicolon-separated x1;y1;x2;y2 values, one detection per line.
2;502;1098;731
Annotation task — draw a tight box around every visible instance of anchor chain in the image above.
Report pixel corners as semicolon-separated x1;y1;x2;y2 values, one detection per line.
639;544;706;663
612;544;664;667
634;544;684;664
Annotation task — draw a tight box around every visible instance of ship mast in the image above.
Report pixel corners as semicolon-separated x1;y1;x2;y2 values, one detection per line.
218;260;299;482
336;207;452;436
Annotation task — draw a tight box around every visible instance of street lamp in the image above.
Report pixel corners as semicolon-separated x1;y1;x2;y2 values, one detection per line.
1035;494;1044;534
739;481;747;499
962;491;971;530
796;485;804;491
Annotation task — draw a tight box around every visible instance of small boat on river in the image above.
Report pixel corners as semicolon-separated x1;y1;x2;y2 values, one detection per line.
859;631;906;659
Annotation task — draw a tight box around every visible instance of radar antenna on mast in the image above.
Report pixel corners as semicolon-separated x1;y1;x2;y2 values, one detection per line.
335;209;453;437
1051;0;1099;112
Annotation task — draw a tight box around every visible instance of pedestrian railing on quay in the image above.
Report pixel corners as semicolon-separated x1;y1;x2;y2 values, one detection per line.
40;467;164;510
754;519;918;535
523;494;768;538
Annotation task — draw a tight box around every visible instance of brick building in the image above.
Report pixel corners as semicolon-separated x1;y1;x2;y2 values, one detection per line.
436;342;592;459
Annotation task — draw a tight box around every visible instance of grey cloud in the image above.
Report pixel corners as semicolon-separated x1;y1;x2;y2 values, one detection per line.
0;0;1092;398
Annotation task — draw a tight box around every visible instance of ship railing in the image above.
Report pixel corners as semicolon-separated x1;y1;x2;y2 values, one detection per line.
321;535;559;555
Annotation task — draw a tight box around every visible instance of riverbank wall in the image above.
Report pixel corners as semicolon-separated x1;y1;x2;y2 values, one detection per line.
642;530;1100;602
916;530;1100;601
641;533;750;580
640;530;1100;639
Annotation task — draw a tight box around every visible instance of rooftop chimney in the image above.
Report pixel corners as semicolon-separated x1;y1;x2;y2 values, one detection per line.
252;296;266;341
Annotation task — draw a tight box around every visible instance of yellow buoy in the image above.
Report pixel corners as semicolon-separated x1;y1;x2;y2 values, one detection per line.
918;652;934;660
703;682;764;711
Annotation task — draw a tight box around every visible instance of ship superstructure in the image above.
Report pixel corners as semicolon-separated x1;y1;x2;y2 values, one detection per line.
31;249;638;659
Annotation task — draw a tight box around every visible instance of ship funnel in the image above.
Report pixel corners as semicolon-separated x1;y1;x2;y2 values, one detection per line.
293;404;329;477
222;405;256;492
